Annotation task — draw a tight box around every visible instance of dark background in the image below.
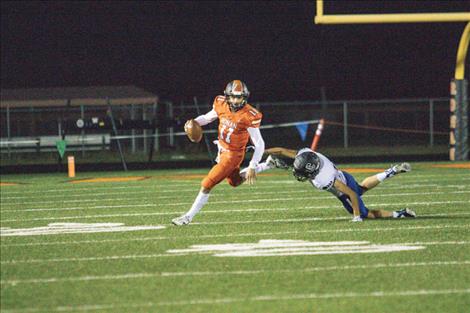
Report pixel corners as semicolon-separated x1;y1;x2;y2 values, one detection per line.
1;1;469;102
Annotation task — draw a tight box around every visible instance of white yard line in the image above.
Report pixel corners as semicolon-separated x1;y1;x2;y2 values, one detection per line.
0;180;458;201
1;199;468;222
1;173;469;197
190;212;470;226
2;226;470;248
2;224;469;248
2;225;469;264
1;260;469;285
1;184;468;206
0;253;179;265
1;288;469;312
1;191;469;215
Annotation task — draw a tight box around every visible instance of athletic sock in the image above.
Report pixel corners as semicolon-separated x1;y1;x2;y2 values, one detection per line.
376;167;397;182
255;162;271;173
186;191;210;220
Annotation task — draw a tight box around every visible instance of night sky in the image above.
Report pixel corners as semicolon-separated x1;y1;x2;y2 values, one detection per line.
1;1;469;102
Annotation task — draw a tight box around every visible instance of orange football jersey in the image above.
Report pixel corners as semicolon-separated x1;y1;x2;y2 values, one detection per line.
213;95;263;151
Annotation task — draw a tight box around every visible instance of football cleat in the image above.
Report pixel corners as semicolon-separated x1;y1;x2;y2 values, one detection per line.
266;155;289;169
392;162;411;174
396;208;416;218
172;215;192;226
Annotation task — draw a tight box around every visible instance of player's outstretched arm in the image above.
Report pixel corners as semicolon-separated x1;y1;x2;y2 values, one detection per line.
265;147;297;159
246;127;266;185
334;180;362;222
193;109;218;126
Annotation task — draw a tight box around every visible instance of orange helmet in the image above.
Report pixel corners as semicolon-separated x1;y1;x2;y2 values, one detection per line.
224;80;250;111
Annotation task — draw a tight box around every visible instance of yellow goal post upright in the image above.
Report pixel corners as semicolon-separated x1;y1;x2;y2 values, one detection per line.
315;0;470;161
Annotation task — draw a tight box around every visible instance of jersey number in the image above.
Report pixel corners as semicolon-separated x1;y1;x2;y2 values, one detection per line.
220;125;234;143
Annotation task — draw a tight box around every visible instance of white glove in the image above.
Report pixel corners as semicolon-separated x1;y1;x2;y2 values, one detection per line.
351;216;363;222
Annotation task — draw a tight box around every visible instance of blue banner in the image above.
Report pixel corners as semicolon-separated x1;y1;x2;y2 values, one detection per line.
295;123;309;141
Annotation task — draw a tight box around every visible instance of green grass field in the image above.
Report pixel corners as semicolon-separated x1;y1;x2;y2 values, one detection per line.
1;162;469;313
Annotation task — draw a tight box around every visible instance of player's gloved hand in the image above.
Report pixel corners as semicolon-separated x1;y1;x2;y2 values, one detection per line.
351;216;363;222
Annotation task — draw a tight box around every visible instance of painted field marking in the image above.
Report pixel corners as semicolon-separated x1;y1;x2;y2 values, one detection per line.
2;225;469;248
2;184;468;206
1;200;468;223
2;227;469;248
1;191;469;216
0;223;166;237
4;182;469;203
69;176;149;183
2;234;469;265
1;289;469;312
1;173;469;196
432;163;470;169
2;186;469;211
166;239;425;257
1;260;468;286
191;212;470;226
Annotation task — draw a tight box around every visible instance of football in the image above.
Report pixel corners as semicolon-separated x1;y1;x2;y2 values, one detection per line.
184;119;203;143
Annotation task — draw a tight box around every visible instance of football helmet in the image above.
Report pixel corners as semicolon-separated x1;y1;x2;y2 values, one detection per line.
292;151;321;181
224;80;250;111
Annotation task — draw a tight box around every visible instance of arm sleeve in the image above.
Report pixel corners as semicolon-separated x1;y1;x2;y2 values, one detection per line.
247;127;265;169
194;109;218;126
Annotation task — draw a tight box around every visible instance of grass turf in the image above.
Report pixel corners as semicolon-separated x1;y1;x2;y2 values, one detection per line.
0;161;469;313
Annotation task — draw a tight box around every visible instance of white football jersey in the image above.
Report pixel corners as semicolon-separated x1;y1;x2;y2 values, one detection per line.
296;148;346;197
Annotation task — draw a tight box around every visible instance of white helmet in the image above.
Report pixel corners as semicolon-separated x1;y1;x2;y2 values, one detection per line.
224;80;250;111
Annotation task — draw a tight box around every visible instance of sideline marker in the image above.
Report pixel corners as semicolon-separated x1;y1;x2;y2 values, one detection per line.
310;118;325;151
67;156;76;178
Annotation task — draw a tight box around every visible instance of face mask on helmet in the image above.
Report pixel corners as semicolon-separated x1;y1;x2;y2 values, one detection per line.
224;80;250;111
292;152;320;182
292;168;310;182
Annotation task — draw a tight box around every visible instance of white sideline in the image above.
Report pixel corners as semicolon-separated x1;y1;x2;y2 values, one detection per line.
2;232;470;265
1;202;468;223
1;260;469;285
1;184;468;206
1;289;469;312
1;225;469;248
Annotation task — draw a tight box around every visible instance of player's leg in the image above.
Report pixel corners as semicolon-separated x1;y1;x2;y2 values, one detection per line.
339;195;416;219
360;162;411;193
341;169;416;220
172;153;237;226
367;209;393;218
171;185;211;226
368;208;416;219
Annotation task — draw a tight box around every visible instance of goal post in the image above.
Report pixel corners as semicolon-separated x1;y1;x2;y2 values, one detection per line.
451;23;469;161
314;0;470;160
314;0;470;24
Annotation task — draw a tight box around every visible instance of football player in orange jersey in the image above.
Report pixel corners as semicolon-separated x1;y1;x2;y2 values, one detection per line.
172;80;282;226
